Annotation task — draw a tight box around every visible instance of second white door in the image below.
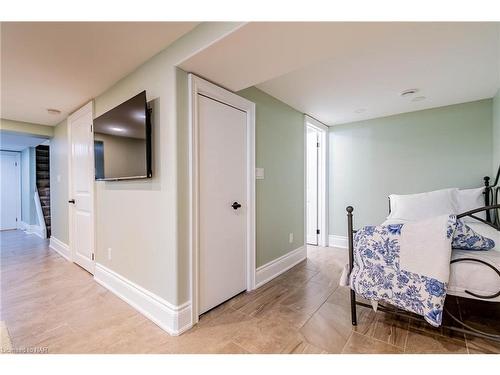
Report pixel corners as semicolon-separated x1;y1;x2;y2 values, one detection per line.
0;151;21;231
198;94;247;314
68;102;95;274
306;127;319;245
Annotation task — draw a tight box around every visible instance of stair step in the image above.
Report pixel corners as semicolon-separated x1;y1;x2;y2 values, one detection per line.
36;165;49;173
37;180;50;188
35;145;51;239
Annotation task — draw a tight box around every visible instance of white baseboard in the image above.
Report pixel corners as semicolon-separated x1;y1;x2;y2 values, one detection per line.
19;221;28;231
306;235;315;244
255;245;306;289
94;263;192;336
20;221;46;239
329;235;348;249
49;237;71;260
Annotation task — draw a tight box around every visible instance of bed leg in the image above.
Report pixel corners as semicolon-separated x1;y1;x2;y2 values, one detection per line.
347;206;357;326
350;290;357;326
484;176;491;223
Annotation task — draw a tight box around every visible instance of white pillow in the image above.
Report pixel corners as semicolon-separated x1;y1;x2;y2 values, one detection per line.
454;187;486;223
387;188;458;222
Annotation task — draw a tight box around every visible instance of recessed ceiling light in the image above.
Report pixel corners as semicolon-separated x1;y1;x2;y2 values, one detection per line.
412;96;426;102
354;108;366;114
47;108;61;115
400;89;419;97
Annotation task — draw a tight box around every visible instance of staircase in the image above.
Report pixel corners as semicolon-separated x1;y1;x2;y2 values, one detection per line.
36;145;51;238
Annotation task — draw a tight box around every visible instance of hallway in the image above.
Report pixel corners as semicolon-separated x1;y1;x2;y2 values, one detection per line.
1;230;498;354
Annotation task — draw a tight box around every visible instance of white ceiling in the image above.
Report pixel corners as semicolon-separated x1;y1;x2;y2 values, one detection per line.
181;22;500;125
1;22;198;126
0;131;48;151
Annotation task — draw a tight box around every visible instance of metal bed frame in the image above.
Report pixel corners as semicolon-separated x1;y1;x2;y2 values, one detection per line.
346;166;500;342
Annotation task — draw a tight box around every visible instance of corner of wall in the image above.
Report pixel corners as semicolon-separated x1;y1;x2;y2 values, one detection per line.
493;89;500;177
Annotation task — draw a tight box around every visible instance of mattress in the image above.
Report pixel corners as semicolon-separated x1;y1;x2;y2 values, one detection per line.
380;220;500;302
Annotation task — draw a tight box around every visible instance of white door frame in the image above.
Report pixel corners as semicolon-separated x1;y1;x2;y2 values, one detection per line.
304;115;328;247
0;150;21;230
188;74;256;325
67;101;95;272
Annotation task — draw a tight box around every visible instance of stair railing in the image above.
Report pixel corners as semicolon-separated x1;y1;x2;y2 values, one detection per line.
34;188;47;239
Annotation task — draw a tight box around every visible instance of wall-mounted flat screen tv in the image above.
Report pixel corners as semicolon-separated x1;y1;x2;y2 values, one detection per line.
93;91;152;181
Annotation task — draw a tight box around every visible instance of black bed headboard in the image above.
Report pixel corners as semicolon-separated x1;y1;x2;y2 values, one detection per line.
485;164;500;226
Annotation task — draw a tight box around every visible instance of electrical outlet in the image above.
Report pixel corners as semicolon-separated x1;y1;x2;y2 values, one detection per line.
107;248;112;260
289;233;293;243
256;168;265;180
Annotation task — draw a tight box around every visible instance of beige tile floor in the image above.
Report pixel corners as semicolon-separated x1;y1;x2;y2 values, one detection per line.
1;230;499;354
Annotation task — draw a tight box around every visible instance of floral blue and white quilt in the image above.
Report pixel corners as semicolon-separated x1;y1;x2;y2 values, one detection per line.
349;215;457;327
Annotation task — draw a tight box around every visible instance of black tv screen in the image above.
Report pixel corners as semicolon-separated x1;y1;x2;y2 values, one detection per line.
93;91;152;180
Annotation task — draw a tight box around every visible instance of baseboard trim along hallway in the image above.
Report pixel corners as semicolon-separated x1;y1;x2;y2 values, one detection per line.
20;221;45;239
329;235;348;249
255;245;306;288
49;236;71;260
94;263;192;336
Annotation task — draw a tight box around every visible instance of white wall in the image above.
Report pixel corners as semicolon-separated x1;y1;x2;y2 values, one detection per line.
20;147;37;225
493;89;500;177
50;119;69;244
50;23;245;307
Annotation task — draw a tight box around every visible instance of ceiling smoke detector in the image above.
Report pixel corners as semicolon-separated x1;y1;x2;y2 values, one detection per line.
354;108;366;114
47;108;61;115
400;89;419;97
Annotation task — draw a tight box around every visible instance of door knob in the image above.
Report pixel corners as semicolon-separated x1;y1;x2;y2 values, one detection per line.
231;202;242;210
68;199;75;204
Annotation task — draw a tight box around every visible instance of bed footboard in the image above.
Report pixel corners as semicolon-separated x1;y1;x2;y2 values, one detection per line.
346;206;357;326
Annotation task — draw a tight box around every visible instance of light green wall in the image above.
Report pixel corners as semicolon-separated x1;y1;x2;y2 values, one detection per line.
238;87;305;267
329;99;493;236
20;147;38;225
50;119;69;244
50;22;245;305
1;118;54;137
493;90;500;177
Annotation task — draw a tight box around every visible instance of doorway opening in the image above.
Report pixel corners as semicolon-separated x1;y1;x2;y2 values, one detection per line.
305;116;328;247
1;133;51;238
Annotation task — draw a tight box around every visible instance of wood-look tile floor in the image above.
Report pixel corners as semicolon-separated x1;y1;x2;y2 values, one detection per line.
1;230;499;354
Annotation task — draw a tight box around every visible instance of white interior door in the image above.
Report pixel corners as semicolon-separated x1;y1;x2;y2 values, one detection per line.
306;127;319;245
68;102;95;273
0;151;21;230
198;94;247;314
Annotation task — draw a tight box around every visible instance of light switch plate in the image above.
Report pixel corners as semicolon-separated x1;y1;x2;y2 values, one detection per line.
256;168;264;180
